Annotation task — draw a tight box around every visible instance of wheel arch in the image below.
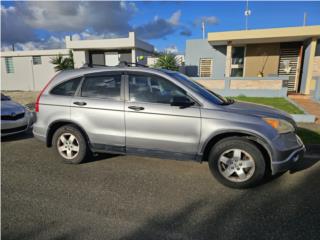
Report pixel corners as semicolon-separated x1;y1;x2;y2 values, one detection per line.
46;120;91;147
200;130;273;173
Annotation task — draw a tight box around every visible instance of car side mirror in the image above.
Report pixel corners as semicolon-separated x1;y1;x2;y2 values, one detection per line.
170;96;195;108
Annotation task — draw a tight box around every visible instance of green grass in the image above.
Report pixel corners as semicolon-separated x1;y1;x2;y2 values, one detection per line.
233;97;304;114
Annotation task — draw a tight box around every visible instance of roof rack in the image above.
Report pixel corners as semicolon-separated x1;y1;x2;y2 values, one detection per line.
83;61;149;68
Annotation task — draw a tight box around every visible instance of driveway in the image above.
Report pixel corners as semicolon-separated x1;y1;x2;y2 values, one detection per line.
2;132;320;240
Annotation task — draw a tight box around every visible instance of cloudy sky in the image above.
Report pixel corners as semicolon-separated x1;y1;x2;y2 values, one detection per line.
1;1;320;53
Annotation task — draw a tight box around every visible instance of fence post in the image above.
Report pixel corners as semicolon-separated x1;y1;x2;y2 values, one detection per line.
225;78;231;90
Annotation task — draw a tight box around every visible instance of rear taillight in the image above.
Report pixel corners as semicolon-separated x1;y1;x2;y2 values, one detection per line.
35;74;57;112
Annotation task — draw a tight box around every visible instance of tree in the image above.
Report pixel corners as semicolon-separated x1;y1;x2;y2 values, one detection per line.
154;53;179;71
50;50;74;71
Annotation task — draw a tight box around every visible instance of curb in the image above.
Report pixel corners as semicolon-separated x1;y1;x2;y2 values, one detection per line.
286;97;316;123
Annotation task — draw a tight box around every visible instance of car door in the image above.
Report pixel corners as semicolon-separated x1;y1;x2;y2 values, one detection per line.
71;72;125;153
124;72;201;160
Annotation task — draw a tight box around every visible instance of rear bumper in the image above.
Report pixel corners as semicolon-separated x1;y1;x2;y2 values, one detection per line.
271;134;305;174
33;124;47;143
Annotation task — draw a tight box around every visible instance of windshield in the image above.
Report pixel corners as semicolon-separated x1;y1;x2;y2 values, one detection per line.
167;72;232;105
1;94;10;101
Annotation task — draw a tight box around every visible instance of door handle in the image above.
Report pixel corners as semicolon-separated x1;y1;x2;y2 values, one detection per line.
128;106;144;111
73;101;87;106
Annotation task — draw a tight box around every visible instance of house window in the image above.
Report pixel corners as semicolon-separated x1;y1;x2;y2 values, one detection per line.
32;56;42;65
5;57;14;74
199;58;213;77
231;47;245;77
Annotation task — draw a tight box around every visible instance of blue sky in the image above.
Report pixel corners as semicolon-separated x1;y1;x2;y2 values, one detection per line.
1;1;320;53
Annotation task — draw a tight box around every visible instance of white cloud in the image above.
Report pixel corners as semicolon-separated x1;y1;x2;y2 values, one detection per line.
1;5;37;43
168;10;181;25
1;5;15;14
2;36;65;51
1;1;137;45
194;16;219;26
22;1;136;33
135;10;182;39
164;45;179;54
1;2;186;49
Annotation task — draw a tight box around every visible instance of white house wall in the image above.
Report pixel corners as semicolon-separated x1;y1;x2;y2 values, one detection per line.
1;56;34;91
1;55;66;91
73;50;89;68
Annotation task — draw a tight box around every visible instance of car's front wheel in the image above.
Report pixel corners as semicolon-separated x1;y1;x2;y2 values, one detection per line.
52;125;88;164
208;137;266;188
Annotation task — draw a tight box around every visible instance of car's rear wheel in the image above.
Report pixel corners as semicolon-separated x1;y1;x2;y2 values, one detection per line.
52;125;88;164
208;137;266;188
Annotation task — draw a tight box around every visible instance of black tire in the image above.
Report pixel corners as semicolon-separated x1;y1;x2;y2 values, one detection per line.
208;137;266;189
52;124;88;164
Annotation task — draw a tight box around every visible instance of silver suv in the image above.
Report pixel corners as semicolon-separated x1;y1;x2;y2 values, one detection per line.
33;66;305;188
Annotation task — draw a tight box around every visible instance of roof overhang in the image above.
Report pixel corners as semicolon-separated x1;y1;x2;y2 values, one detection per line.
208;25;320;45
1;49;69;57
66;32;154;53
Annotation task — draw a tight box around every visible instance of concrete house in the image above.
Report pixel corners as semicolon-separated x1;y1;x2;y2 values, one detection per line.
1;49;69;91
185;26;320;97
1;32;154;91
66;32;154;68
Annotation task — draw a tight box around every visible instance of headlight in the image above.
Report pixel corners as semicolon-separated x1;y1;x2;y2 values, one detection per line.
263;117;294;134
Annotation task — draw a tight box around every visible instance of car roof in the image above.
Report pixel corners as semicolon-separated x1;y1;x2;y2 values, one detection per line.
51;66;173;85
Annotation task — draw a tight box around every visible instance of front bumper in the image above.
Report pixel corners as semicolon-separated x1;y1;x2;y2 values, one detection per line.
1;111;35;137
271;133;305;174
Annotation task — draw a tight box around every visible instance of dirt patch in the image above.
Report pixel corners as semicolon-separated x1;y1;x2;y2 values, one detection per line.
2;91;39;105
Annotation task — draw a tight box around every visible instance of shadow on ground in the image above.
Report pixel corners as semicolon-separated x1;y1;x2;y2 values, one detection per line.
296;127;320;145
290;149;320;173
85;152;121;163
119;166;320;240
1;129;34;142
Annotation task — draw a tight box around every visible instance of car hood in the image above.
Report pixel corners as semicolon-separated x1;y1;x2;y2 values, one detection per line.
224;101;295;125
1;100;25;116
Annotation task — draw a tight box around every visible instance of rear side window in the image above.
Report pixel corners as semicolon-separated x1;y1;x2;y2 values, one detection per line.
50;77;81;96
81;75;121;100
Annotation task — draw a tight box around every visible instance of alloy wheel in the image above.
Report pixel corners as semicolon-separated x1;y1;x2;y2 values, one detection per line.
57;133;80;160
218;149;256;182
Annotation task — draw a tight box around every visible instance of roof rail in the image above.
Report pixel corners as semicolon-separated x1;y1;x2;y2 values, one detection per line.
81;61;149;69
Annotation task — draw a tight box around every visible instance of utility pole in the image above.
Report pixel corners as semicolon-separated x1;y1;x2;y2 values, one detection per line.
244;0;251;30
201;20;205;39
303;12;307;26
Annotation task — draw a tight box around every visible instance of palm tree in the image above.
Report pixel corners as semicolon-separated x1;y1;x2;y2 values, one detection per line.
50;50;74;71
154;53;179;71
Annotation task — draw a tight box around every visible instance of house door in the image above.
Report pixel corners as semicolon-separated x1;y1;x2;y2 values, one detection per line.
278;42;302;92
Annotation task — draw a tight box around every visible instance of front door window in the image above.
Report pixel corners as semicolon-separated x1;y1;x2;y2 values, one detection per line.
128;74;191;104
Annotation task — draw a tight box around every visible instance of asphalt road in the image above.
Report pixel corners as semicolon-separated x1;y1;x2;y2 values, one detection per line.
2;131;320;240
